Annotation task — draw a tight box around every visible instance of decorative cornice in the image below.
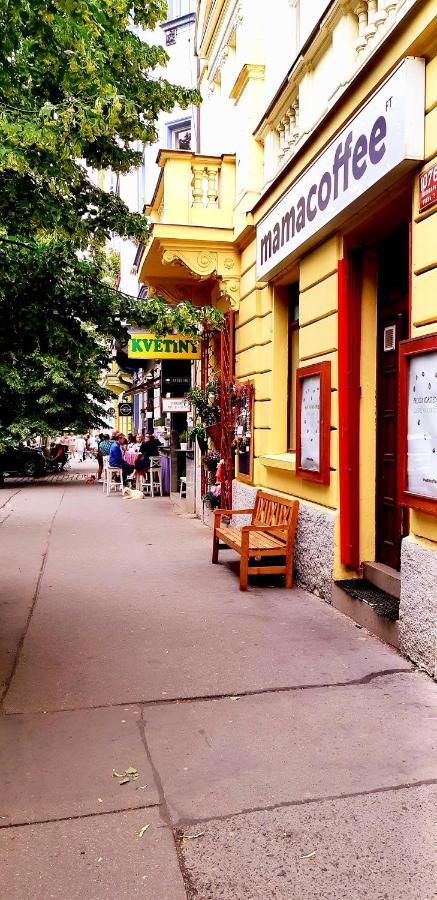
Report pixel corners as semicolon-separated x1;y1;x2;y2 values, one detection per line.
230;64;265;103
161;247;240;310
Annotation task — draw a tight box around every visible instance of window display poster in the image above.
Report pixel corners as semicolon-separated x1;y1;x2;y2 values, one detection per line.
407;352;437;498
300;373;321;471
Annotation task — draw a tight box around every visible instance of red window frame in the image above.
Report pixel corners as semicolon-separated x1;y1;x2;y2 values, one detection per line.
398;332;437;516
296;361;331;484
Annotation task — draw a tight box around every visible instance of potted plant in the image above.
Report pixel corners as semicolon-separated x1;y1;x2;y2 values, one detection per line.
189;424;207;454
187;385;221;450
179;430;188;451
204;449;220;472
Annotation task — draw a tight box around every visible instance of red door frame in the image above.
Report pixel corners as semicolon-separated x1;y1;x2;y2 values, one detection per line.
338;254;362;569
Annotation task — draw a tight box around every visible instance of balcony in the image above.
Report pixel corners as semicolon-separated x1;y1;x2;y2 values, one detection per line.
139;150;240;310
146;149;236;228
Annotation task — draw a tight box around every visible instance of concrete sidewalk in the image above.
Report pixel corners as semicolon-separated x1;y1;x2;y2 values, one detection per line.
0;467;436;899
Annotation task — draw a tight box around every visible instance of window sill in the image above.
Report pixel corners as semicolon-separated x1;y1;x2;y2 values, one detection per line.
259;453;296;472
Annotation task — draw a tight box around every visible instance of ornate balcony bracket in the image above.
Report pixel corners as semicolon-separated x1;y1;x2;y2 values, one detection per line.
161;248;240;310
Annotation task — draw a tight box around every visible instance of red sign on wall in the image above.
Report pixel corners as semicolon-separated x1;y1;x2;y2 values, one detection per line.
419;163;437;213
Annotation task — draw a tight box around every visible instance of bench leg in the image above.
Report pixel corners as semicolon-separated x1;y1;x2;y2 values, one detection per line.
212;531;219;564
285;549;293;589
240;535;249;590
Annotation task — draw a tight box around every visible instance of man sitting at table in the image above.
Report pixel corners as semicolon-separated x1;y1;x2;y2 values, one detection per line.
108;433;135;483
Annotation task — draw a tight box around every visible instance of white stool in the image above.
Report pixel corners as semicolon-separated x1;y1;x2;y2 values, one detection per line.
148;457;162;497
103;459;124;496
136;470;151;496
179;476;187;499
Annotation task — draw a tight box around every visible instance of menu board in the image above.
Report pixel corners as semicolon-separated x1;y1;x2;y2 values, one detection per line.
299;374;321;471
407;351;437;499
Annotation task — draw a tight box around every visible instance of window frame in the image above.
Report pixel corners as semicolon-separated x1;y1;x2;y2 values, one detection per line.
295;360;331;484
398;332;437;516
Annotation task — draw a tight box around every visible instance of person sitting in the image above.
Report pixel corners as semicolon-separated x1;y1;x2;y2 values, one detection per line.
108;434;134;483
135;433;162;477
97;433;110;481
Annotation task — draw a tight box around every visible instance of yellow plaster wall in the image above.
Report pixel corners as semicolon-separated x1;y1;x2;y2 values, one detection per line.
409;52;437;547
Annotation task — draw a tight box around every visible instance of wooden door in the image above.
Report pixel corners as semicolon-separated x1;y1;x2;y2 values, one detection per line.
376;228;409;570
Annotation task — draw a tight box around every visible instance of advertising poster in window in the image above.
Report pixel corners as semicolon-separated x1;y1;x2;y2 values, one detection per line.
296;362;331;484
406;352;437;499
299;374;321;472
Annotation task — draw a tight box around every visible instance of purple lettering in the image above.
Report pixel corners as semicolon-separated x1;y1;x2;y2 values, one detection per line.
352;133;368;179
369;115;386;164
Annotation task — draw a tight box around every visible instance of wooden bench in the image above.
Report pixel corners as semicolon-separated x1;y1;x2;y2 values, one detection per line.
212;490;299;591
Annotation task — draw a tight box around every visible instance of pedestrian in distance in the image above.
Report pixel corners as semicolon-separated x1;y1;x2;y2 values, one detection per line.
97;433;111;481
75;435;86;462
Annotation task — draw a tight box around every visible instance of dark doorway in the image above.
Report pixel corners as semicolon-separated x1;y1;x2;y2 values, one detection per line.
375;226;410;570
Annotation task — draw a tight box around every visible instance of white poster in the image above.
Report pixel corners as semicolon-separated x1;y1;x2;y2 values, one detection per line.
407;353;437;499
300;374;320;471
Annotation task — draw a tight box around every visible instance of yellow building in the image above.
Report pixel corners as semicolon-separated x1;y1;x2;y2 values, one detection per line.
139;0;437;676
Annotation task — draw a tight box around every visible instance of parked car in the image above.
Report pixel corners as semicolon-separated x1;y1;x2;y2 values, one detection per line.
0;445;47;479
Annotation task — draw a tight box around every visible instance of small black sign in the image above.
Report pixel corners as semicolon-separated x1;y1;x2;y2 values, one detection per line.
107;407;116;416
118;402;133;417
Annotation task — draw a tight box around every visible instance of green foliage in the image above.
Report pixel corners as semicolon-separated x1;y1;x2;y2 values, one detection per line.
0;0;200;245
187;386;221;427
0;239;223;442
0;1;225;442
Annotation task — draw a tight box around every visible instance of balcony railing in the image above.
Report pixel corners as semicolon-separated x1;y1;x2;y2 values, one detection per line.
146;150;236;230
261;0;416;184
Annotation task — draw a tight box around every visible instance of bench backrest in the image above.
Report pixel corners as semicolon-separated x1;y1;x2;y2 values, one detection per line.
251;490;299;540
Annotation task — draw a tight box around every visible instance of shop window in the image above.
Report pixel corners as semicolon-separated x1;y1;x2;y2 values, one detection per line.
287;283;300;451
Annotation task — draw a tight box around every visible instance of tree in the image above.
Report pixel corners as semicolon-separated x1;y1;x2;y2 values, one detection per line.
0;0;199;245
0;239;222;441
0;1;221;442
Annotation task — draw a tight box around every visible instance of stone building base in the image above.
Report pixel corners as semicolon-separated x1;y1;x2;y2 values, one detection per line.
231;481;335;601
399;536;437;678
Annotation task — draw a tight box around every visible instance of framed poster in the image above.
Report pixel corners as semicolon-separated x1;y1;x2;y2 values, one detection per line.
296;361;331;483
398;333;437;515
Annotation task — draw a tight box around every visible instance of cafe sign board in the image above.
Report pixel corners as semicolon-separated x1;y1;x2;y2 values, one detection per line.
128;333;201;360
162;397;191;413
256;58;425;280
399;334;437;516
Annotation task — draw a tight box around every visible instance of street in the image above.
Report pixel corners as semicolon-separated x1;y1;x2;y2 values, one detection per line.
0;463;436;899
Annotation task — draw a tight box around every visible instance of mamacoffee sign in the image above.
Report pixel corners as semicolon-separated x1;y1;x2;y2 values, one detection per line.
256;58;424;280
128;333;201;360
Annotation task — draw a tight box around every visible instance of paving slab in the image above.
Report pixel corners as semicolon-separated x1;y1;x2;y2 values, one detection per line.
4;482;411;713
0;705;158;825
180;784;437;900
0;807;185;900
0;488;64;697
143;672;437;824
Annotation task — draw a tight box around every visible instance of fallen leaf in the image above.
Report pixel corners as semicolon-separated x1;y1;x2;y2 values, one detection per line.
118;777;131;785
136;824;150;838
112;769;124;779
300;850;316;859
125;767;138;776
181;831;205;842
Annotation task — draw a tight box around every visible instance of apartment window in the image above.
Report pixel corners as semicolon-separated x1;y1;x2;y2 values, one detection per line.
168;119;192;150
166;0;195;21
287;283;300;452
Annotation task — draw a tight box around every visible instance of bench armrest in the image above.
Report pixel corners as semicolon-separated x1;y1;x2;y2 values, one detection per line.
213;507;254;524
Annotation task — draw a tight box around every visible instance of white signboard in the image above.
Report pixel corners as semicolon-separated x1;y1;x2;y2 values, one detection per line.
407;352;437;499
256;58;425;280
162;397;191;413
300;374;320;471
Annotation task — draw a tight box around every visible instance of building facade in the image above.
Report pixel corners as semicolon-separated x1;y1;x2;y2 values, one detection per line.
138;0;437;676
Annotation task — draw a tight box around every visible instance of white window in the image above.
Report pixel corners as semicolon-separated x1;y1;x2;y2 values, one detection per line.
168;120;192;150
166;0;196;21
